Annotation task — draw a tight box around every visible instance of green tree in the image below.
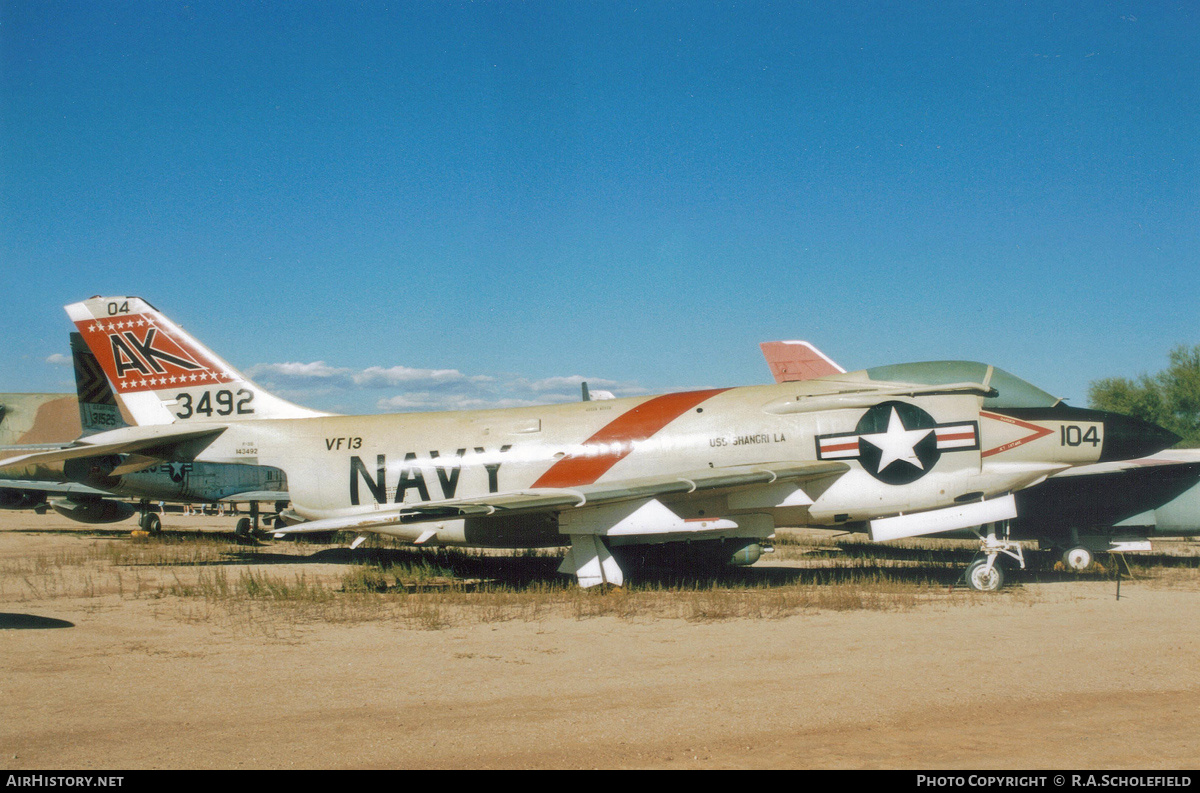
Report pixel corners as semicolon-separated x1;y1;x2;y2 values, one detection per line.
1088;344;1200;448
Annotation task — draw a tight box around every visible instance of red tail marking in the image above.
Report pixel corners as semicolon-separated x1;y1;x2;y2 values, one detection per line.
74;314;233;393
760;341;844;383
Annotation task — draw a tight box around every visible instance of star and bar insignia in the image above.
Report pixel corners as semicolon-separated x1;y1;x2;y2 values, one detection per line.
816;400;980;485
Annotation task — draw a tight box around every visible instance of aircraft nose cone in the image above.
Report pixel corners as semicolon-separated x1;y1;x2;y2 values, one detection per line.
1099;412;1180;462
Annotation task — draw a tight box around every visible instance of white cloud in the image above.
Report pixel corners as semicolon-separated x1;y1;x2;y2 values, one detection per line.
247;361;350;379
526;375;590;392
351;365;465;387
45;353;71;366
375;393;543;412
506;375;646;400
240;357;651;413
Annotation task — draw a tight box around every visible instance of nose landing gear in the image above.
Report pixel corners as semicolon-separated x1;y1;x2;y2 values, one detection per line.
964;521;1025;592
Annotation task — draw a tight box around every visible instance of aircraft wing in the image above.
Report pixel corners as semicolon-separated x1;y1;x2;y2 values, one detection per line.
272;459;850;535
0;478;112;497
0;426;227;474
0;475;286;505
1046;450;1200;479
216;490;289;503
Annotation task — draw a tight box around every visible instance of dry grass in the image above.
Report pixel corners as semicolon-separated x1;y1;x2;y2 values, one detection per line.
3;526;1196;636
0;530;984;635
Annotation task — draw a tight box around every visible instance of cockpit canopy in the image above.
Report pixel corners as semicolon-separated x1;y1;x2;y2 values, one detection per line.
863;361;1061;409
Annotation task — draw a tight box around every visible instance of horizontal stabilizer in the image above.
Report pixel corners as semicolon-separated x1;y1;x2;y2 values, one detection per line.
0;425;226;474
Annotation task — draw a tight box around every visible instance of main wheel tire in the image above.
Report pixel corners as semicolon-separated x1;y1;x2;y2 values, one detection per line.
1063;546;1093;571
965;559;1005;592
145;513;161;534
235;517;252;537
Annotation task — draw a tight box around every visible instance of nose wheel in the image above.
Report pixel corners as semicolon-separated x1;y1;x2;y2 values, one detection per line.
964;521;1025;592
965;558;1005;591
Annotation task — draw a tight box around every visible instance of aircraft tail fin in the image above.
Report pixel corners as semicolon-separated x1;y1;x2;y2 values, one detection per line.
70;332;128;435
760;340;846;383
65;296;330;426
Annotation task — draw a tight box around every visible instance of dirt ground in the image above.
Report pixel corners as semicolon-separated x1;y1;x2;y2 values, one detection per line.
1;510;1198;770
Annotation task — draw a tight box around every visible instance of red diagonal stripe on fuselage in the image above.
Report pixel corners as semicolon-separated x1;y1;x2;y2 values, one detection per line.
532;388;730;488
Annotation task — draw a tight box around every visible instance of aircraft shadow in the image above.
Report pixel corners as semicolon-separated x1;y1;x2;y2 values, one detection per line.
815;543;981;564
0;613;75;629
321;546;975;590
39;528;1194;591
159;545;1179;592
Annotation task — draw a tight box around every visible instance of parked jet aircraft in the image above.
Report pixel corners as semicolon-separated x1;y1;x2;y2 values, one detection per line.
1114;450;1200;538
0;333;288;534
761;340;1200;586
0;297;1178;589
1011;451;1200;571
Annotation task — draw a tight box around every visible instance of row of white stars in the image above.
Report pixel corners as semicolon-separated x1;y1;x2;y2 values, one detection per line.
119;370;228;387
80;318;228;384
87;318;152;332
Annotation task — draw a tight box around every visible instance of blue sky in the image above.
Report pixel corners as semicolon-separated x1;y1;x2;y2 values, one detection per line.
2;1;1196;413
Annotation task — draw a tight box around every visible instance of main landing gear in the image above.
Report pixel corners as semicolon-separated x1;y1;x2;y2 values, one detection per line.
234;502;264;539
132;500;276;538
1056;528;1096;571
136;499;162;534
1062;545;1094;571
964;521;1024;592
